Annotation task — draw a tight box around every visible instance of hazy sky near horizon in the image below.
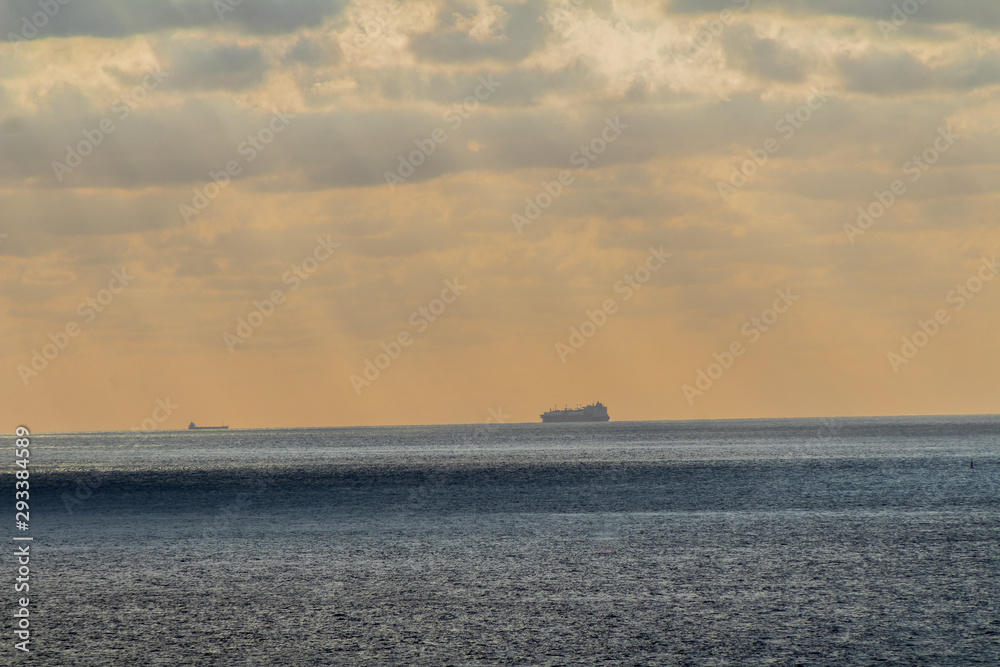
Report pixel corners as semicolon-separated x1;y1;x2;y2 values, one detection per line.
2;0;999;431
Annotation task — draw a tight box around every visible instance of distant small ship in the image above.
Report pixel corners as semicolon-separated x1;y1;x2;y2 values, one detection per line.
188;422;229;430
540;402;610;423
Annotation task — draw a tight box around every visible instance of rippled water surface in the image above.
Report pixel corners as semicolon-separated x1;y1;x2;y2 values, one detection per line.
10;416;1000;665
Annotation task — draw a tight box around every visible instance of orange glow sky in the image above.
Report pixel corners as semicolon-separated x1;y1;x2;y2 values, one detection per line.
2;0;999;431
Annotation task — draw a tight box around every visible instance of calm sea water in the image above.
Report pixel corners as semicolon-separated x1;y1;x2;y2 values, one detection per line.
8;416;1000;665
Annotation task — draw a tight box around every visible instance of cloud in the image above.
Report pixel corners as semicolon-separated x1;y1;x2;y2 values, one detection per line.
163;43;269;91
838;50;1000;94
721;24;807;82
0;85;980;197
284;35;338;65
668;0;1000;29
0;190;177;239
0;0;346;40
4;0;1000;430
349;65;593;107
837;50;932;94
409;0;547;63
939;52;1000;90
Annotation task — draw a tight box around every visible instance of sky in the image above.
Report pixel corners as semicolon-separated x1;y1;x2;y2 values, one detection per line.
1;0;999;431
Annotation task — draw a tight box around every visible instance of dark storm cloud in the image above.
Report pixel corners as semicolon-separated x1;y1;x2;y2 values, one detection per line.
668;0;1000;28
409;0;548;63
721;24;807;82
164;43;268;91
0;0;345;40
838;50;1000;94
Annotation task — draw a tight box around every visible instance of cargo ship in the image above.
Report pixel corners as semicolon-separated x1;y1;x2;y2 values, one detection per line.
540;402;610;422
188;422;229;430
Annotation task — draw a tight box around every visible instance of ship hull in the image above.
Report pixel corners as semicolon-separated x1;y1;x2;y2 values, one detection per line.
188;426;229;430
540;414;610;423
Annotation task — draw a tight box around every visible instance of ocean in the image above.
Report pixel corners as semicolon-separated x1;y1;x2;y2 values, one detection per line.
8;416;1000;665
